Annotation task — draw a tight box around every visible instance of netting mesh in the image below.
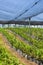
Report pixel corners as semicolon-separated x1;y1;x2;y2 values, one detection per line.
0;0;43;21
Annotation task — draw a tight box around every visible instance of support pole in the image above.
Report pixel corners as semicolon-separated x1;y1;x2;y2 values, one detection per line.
8;24;11;28
8;24;9;28
2;24;5;28
28;18;32;44
29;18;31;36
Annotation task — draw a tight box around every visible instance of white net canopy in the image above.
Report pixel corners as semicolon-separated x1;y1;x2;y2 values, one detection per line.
0;0;43;21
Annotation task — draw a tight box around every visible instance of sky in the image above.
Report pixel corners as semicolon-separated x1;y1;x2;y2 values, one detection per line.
0;0;43;21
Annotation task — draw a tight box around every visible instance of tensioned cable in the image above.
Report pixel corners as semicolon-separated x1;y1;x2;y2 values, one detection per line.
15;0;40;19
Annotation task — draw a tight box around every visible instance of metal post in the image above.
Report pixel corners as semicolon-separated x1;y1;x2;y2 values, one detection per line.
8;24;9;28
35;24;38;40
2;24;5;28
28;18;32;44
29;18;31;36
8;24;11;28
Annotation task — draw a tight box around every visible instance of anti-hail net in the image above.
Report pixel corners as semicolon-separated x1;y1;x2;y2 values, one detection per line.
0;0;43;20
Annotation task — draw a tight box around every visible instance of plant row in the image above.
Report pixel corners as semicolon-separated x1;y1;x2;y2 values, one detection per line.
0;28;43;62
